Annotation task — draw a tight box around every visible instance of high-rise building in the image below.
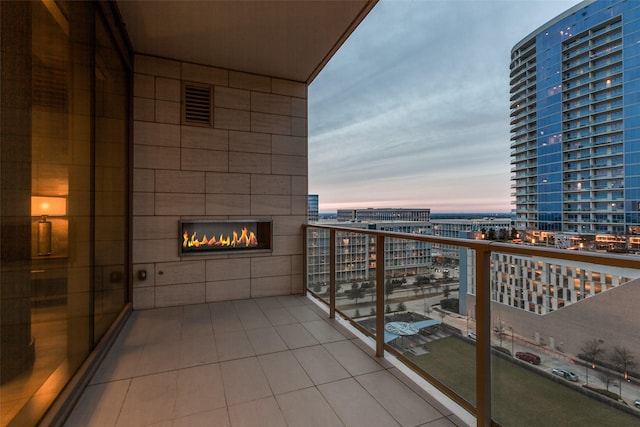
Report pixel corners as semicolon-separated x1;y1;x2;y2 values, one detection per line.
308;194;319;222
510;0;640;250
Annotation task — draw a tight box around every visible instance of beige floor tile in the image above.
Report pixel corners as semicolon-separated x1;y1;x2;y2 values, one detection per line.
220;357;272;406
214;329;255;361
350;338;396;368
257;351;313;394
63;379;129;427
135;341;181;376
181;304;214;337
254;296;285;310
145;310;183;344
172;407;230;427
90;341;143;384
228;396;288;427
319;378;401;427
233;301;266;325
210;302;244;333
174;364;226;418
387;367;455;417
246;326;288;355
302;319;347;343
276;295;308;307
293;345;350;385
179;334;218;368
115;370;177;427
356;370;444;426
323;340;384;376
262;307;298;326
276;387;344;427
115;312;149;346
286;304;322;322
326;318;358;339
274;323;319;349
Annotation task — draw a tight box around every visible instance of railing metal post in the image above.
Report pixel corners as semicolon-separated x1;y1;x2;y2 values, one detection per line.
475;246;492;427
375;235;385;357
302;227;308;297
329;229;336;319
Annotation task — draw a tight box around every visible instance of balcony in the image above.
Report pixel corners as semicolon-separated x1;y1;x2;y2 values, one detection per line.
64;294;467;426
62;224;640;427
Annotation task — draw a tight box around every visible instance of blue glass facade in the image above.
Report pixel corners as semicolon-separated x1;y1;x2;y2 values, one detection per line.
511;0;640;247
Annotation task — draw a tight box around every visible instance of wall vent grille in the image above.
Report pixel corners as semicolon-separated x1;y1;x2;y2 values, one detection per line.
183;84;212;126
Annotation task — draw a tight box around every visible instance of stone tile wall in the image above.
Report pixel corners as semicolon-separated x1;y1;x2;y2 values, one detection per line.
132;55;307;309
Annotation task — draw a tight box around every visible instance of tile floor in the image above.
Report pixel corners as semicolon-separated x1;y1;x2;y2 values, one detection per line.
64;295;470;427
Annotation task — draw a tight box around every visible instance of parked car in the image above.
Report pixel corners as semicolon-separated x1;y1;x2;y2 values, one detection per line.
634;399;640;409
552;368;579;382
468;332;477;340
515;351;541;365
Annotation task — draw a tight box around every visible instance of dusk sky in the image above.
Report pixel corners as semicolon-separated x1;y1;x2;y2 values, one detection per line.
308;0;580;213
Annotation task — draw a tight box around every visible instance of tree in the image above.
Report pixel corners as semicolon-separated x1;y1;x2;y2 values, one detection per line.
347;282;365;304
443;286;450;298
581;339;606;385
611;346;636;380
396;302;407;312
487;228;497;241
386;304;392;314
360;281;374;302
369;308;376;316
385;280;394;298
354;309;361;318
432;282;441;294
597;369;618;393
510;227;519;240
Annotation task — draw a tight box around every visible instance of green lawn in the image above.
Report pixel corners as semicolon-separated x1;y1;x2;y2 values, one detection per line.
406;338;639;426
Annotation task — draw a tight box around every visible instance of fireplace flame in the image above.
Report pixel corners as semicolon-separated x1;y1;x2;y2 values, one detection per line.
183;227;258;249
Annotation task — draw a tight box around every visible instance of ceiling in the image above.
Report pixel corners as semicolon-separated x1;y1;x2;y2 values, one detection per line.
116;0;377;84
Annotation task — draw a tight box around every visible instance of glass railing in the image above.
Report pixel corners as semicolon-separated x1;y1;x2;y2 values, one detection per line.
303;224;640;426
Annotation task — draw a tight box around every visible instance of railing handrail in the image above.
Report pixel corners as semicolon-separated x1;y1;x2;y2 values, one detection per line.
304;223;640;269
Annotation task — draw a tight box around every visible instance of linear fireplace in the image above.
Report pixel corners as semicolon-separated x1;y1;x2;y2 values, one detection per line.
180;219;272;255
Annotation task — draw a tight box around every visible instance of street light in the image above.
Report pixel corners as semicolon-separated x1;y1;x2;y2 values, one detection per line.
509;326;514;357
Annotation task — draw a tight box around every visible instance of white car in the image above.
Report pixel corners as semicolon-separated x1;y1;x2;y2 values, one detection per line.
634;399;640;409
468;332;477;340
552;368;579;382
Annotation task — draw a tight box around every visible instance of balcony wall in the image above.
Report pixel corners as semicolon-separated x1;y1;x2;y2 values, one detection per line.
131;55;308;309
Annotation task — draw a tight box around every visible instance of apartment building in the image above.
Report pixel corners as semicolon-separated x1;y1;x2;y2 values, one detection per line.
510;0;640;249
337;207;431;222
307;218;432;286
308;194;319;222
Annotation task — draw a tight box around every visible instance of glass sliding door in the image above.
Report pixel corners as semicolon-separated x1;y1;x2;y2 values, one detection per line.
0;2;130;425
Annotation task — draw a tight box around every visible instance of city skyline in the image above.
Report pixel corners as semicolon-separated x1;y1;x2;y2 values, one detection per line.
309;0;579;213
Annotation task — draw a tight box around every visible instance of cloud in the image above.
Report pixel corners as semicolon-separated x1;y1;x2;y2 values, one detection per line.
309;0;579;212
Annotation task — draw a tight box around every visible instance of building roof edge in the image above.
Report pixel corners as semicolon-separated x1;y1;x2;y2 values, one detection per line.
511;0;598;54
